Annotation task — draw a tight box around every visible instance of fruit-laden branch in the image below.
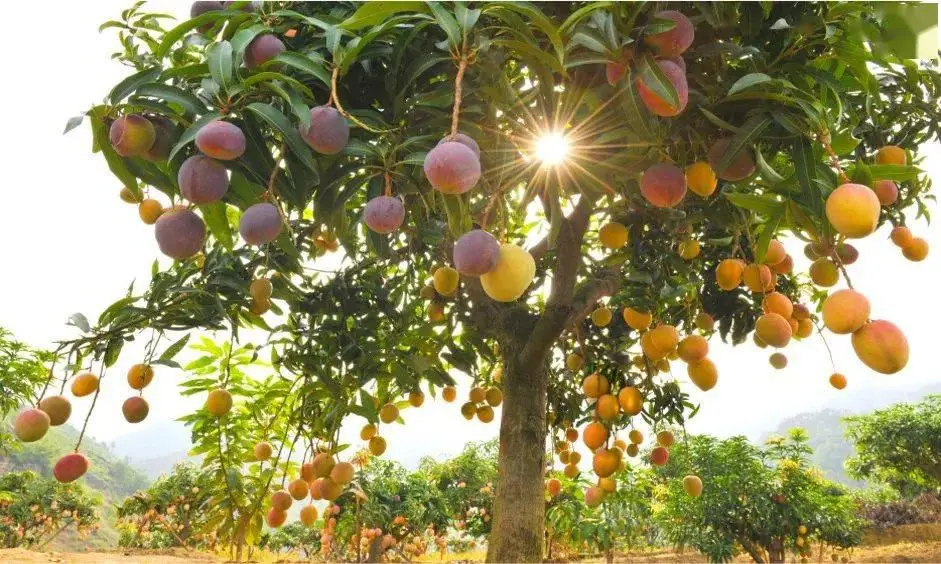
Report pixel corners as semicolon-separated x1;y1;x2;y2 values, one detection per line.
565;266;622;330
519;196;594;367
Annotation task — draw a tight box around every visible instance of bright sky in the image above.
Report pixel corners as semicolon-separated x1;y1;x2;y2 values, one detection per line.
0;3;938;467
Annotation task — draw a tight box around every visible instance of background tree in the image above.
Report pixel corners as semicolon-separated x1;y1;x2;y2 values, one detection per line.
653;430;864;563
844;395;941;496
116;462;215;550
0;471;100;549
16;1;938;561
0;328;54;452
263;520;322;559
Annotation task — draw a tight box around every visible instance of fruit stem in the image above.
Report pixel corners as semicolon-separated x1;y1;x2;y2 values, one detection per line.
450;53;469;138
813;320;837;373
73;362;106;452
35;344;67;405
330;66;391;134
384;171;393;197
819;131;849;184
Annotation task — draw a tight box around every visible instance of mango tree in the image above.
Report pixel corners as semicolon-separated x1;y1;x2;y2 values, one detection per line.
652;431;864;562
14;1;940;561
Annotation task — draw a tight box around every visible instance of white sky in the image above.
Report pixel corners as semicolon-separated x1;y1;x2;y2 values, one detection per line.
0;2;939;467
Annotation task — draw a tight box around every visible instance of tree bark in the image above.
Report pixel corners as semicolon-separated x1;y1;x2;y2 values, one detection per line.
486;348;548;562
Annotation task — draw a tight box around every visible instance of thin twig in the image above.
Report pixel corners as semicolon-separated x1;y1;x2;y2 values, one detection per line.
330;66;389;134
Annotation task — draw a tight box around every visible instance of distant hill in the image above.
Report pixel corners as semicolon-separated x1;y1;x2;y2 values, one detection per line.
760;382;941;488
0;420;150;550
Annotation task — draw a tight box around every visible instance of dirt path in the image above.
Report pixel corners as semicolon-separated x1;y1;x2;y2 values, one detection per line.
0;548;219;563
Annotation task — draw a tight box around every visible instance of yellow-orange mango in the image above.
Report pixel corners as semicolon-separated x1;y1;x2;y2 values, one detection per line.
755;313;792;348
687;358;718;391
623;307;652;330
618;386;643;415
762;292;793;319
743;263;774;293
851;320;909;374
825;183;881;238
822;289;870;334
715;259;745;291
582;373;610;398
677;335;709;363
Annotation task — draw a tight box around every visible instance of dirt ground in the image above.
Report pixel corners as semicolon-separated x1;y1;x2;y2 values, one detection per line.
0;547;219;563
3;525;941;563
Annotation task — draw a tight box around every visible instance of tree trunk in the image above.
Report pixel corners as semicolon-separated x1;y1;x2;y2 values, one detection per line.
486;351;547;562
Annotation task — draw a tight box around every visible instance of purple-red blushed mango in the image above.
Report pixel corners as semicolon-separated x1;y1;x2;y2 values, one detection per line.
239;202;283;245
245;34;285;69
437;133;480;158
644;11;695;57
13;408;50;443
299;106;349;155
196;120;246;160
635;60;688;117
122;396;150;423
155;208;207;259
364;196;405;234
110;114;156;157
708;138;756;181
453;229;501;276
178;155;229;204
423;141;481;194
640;163;687;208
144;115;177;162
54;453;89;483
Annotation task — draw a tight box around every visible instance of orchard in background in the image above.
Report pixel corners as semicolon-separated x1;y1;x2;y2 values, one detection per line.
9;1;941;561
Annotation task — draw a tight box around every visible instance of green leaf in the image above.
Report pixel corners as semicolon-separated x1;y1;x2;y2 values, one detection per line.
724;193;784;216
245;103;318;171
491;39;564;74
634;52;678;109
169;112;222;161
339;2;427;30
207;41;235;93
159;333;192;363
715;114;771;174
104;338;124;368
727;73;773;96
754;147;785;184
68;313;91;333
559;2;613;36
454;3;481;34
155;12;225;59
109;66;161;104
427;2;462;50
271;51;332;88
485;2;563;61
135;83;209;115
230;24;267;60
865;164;922;182
199;201;234;249
793;136;821;213
63;115;84;134
643;15;679;35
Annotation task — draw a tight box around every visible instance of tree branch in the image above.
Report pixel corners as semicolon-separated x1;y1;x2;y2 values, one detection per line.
528;195;594;261
519;196;595;367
